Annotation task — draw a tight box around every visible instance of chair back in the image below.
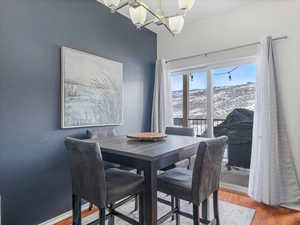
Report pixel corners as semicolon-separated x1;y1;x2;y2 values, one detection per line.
87;127;119;139
192;136;228;204
165;126;194;137
65;137;107;208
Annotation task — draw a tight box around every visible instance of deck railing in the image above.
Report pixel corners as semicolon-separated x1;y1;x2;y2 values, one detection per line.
173;118;225;136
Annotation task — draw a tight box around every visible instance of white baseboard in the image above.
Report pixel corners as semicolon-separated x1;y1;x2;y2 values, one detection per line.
38;203;90;225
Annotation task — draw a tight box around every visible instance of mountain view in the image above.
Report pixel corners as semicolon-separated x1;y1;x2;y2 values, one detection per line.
172;82;255;119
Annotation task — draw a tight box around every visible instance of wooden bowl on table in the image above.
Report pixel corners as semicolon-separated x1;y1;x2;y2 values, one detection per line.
127;132;167;142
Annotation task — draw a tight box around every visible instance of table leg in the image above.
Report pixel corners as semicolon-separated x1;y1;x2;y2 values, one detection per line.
143;163;157;225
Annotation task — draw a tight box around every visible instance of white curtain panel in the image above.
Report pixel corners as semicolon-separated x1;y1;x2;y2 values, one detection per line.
248;36;300;205
151;59;173;133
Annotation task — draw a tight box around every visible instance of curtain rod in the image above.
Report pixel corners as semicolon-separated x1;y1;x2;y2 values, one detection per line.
166;36;288;64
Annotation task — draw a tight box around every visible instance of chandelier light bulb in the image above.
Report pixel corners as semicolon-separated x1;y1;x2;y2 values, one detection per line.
178;0;195;11
101;0;120;8
129;6;147;27
169;16;184;34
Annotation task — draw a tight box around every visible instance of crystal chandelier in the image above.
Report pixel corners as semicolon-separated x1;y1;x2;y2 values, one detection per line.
96;0;196;35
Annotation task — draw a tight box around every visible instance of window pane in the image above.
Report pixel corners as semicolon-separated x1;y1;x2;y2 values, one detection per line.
213;64;256;120
170;74;183;126
213;64;256;171
189;72;207;136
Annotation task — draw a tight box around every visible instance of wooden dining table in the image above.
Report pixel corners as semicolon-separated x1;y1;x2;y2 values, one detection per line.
95;134;207;225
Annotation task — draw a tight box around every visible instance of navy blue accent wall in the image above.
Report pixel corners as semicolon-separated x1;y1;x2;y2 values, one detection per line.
0;0;156;224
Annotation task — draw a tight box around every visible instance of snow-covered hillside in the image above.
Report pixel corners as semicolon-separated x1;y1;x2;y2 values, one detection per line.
172;82;255;119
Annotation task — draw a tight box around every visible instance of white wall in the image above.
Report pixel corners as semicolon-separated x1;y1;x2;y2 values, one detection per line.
157;2;300;179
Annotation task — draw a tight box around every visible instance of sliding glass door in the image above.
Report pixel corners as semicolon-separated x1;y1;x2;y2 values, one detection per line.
170;60;256;192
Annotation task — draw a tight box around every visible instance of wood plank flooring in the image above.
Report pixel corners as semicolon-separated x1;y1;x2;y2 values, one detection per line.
55;189;300;225
219;189;300;225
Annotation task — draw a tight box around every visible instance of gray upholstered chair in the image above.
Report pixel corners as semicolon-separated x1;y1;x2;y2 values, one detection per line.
157;136;228;225
159;127;195;220
163;126;195;170
87;128;122;170
86;128;140;211
86;126;118;138
65;137;145;225
165;126;195;137
87;128;135;170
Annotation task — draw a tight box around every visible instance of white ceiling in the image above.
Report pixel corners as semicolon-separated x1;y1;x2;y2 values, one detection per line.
113;0;257;33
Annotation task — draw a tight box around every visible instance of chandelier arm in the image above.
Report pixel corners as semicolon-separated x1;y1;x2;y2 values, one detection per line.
162;23;175;36
113;1;129;11
138;2;161;21
163;13;186;19
140;18;158;28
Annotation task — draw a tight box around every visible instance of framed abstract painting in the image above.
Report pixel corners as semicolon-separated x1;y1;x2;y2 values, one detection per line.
61;47;123;128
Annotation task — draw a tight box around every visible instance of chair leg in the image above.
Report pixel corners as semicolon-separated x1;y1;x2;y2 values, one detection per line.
171;196;175;221
193;205;199;225
139;192;144;225
202;199;208;220
108;214;114;225
88;203;93;211
134;194;138;212
213;190;220;225
175;198;180;225
134;170;142;212
72;194;81;225
99;208;106;225
187;157;191;170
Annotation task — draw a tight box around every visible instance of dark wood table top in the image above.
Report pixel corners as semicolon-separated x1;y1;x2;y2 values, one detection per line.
93;135;208;161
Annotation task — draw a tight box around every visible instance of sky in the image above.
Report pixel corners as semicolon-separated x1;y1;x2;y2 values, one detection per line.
171;64;256;91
